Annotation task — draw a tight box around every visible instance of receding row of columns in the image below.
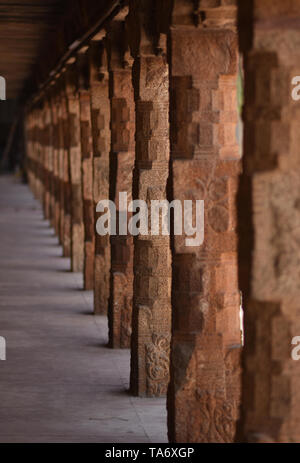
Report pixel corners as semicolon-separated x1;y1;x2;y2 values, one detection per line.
24;0;298;443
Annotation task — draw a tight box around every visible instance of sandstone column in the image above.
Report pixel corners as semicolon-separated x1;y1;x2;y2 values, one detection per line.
43;96;53;222
56;79;66;246
46;92;56;228
49;84;61;237
59;74;72;258
36;105;44;203
237;0;300;443
166;0;241;442
107;17;135;348
27;109;37;197
32;105;42;202
25;112;34;192
89;39;111;313
65;60;84;273
128;0;172;397
78;50;95;289
39;99;47;216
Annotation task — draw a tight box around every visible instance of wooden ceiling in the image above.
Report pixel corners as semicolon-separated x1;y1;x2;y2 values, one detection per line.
0;1;65;99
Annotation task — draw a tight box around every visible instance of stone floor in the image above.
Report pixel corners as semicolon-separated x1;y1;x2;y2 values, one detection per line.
0;175;167;443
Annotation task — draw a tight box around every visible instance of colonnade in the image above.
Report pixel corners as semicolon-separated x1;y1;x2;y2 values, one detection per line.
25;0;300;443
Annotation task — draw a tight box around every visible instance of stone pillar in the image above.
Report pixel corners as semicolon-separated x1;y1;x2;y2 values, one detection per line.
89;39;111;313
49;84;61;237
39;99;47;216
45;93;56;228
65;60;84;273
56;80;66;246
32;105;41;202
43;97;53;222
78;50;95;289
27;109;37;197
37;105;44;203
59;74;72;258
34;105;43;203
107;17;135;348
128;0;172;397
237;0;300;443
166;0;241;442
25;112;34;192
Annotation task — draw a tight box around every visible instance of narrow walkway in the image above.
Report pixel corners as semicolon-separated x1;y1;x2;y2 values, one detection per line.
0;175;167;443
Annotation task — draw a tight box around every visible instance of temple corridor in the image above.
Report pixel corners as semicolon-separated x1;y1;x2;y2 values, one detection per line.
0;175;167;443
1;0;300;444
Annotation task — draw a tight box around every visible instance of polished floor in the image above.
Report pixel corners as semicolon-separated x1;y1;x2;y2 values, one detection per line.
0;175;167;443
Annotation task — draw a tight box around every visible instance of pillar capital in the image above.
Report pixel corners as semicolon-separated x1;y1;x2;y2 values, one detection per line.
76;49;90;93
128;0;168;58
171;0;237;29
107;19;133;71
167;0;241;443
237;0;300;444
64;61;79;98
89;39;109;85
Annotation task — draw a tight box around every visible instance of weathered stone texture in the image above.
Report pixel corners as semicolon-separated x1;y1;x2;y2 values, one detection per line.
89;40;111;314
49;85;62;239
237;0;300;444
128;0;172;397
60;79;72;258
43;98;53;222
78;51;95;290
56;81;66;249
167;0;241;443
107;19;135;348
65;62;84;273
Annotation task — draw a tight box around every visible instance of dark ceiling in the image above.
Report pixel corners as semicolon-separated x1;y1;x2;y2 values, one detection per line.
0;0;65;100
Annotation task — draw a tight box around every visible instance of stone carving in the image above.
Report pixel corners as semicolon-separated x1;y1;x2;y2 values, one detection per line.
145;333;171;397
189;391;235;443
171;76;200;159
168;0;240;444
196;176;229;233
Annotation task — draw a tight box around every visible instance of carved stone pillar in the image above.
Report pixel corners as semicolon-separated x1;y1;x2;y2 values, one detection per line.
65;60;84;273
32;106;41;201
43;97;53;222
44;93;55;228
77;50;95;289
237;0;300;443
25;112;34;193
56;80;66;246
59;74;72;258
36;104;44;204
107;17;135;348
128;0;172;397
166;0;241;442
29;108;38;199
49;84;61;237
89;39;111;313
39;99;47;216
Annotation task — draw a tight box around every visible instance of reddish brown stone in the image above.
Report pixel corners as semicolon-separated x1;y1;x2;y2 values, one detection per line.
49;84;62;239
128;0;172;397
89;39;111;314
237;0;300;444
56;81;66;249
60;77;72;258
78;51;95;290
42;98;53;222
65;61;84;273
107;18;135;348
167;0;241;443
